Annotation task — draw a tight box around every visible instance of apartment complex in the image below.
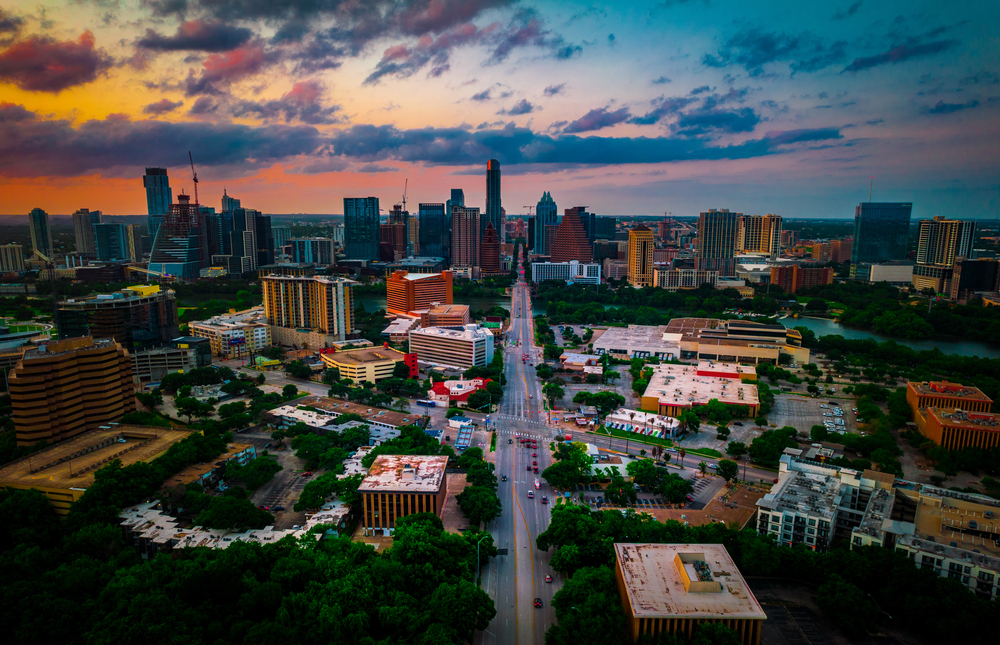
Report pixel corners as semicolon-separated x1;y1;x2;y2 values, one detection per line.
737;214;782;259
9;337;136;445
320;346;416;383
188;307;272;360
451;205;480;268
262;275;356;341
531;260;601;285
769;265;834;294
358;455;449;535
412;303;471;328
385;270;453;315
408;324;494;368
627;225;654;287
57;285;179;353
72;208;101;254
696;209;740;276
653;268;719;291
0;244;25;272
614;543;766;645
640;361;759;417
912;217;978;293
290;237;334;265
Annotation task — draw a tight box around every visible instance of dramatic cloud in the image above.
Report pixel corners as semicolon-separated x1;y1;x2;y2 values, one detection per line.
832;1;863;20
843;39;960;72
543;83;565;96
357;163;398;173
137;20;254;52
921;99;980;115
183;44;276;95
703;27;846;75
499;99;534;115
0;8;24;44
0;31;113;92
232;80;344;125
490;8;580;62
674;107;760;136
364;22;495;84
142;98;184;115
563;106;631;133
628;97;696;125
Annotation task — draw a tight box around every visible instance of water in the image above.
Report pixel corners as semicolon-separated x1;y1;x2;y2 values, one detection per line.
781;316;1000;359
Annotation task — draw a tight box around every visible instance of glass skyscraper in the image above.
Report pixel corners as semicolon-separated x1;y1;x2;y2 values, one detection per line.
535;191;557;256
850;202;912;277
143;168;172;242
28;208;53;259
418;203;446;258
445;188;464;261
94;223;129;261
485;159;502;243
344;197;380;260
696;209;741;277
72;208;102;255
148;194;204;280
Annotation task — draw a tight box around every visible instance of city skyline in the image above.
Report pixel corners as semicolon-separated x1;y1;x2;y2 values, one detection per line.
0;1;997;219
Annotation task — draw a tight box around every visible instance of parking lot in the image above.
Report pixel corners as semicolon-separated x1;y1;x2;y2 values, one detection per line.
768;394;857;436
240;429;310;529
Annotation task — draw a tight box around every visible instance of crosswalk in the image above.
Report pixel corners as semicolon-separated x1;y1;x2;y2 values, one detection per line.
495;429;546;439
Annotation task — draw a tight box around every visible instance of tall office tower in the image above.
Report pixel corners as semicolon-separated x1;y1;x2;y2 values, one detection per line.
261;275;356;340
290;237;334;264
593;216;617;241
254;214;274;266
419;203;446;258
143;168;172;241
218;208;261;274
57;285;179;352
408;214;420;255
148;194;204;280
696;209;740;276
485;159;503;243
567;206;597;243
380;206;409;260
0;244;26;272
9;336;135;446
534;192;558;255
551;208;593;263
850;202;913;278
221;189;240;212
94;223;129;261
272;225;291;248
28;208;53;259
125;224;144;262
344;197;380;260
627;225;655;287
737;214;782;259
72;208;102;254
912;216;976;293
830;238;853;263
451;206;480;267
544;223;559;256
386;270;453;314
445;188;464;260
480;222;501;273
526;216;535;251
781;230;800;247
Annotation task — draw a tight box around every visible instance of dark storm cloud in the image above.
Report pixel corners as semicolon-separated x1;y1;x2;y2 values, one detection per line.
0;31;114;92
674;107;760;136
498;99;535;115
143;98;184;115
0;7;25;44
231;80;344;125
832;1;863;20
628;97;696;125
543;83;565;96
921;99;980;115
137;20;254;52
703;26;846;76
843;39;960;72
563;106;631;133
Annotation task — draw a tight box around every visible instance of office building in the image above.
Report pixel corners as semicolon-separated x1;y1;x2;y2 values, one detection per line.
143;168;172;241
72;208;102;254
271;225;291;248
950;259;1000;302
320;346;416;383
603;259;628;280
451;205;480;268
696;209;740;276
290;237;334;265
485;159;503;243
418;203;446;258
28;207;53;259
254;214;274;266
737;214;781;259
359;455;449;535
344;196;380;260
258;262;316;278
829;237;853;263
9;336;136;446
130;336;212;383
0;244;25;272
912;217;978;293
386;270;453;315
124;224;144;262
614;543;766;645
551;208;593;263
535;191;558;254
544;223;560;256
445;189;464;260
188;307;271;360
640;361;759;416
781;230;800;247
653;268;719;291
480;222;501;273
407;213;420;255
148;194;204;280
57;284;179;353
850;202;913;278
384;257;447;276
627;225;654;287
94;223;129;261
769;265;834;294
854;261;914;285
531;260;601;285
262;275;356;341
906;380;997;449
412;303;471;327
409;324;494;368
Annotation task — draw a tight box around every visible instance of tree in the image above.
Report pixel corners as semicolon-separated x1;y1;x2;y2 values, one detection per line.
264;345;285;360
692;623;743;645
392;361;412;379
546;566;628;645
224;456;282;491
542;460;583;490
393;397;410;411
810;425;830;442
322;367;341;384
726;442;747;458
603;370;620;384
13;305;34;321
282;384;298;399
194;496;274;530
679;409;701;435
815;574;879;637
543;382;565;406
466;389;494;411
456;485;502;526
677;448;686;469
697;461;708;477
136;389;163;412
256;372;266;384
716;459;739;483
749;426;799;465
660;473;694;503
285;360;313;379
604;469;637;506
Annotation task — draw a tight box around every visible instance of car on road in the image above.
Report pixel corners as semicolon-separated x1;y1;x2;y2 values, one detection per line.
708;464;717;470
273;505;285;511
302;471;313;477
532;452;537;457
533;466;538;473
508;438;513;443
545;575;553;582
534;598;543;608
258;505;269;510
532;460;537;466
527;465;532;471
501;475;507;482
527;491;534;498
541;496;548;504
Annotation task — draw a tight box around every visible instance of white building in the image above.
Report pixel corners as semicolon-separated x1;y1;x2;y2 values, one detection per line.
604;408;680;439
652;267;719;291
408;324;494;369
187;306;272;360
592;324;681;360
531;260;601;285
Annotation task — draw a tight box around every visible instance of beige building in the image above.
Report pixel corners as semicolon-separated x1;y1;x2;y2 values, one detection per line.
627;225;654;287
262;274;356;341
737;214;782;259
641;361;759;417
408;324;494;368
188;307;272;360
653;267;719;291
358;455;449;535
320;346;413;383
666;318;810;365
0;244;26;272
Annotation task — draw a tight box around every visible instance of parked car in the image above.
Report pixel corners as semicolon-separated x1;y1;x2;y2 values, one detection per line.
527;465;532;471
273;505;285;511
533;467;538;473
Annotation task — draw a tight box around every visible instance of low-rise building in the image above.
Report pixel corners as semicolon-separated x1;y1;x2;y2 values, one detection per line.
592;325;681;360
381;315;421;343
906;380;993;414
130;336;212;382
358;455;449;535
531;260;602;285
559;352;601;370
409;324;494;369
320;345;416;382
604;408;680;439
270;396;425;434
653;267;719;291
426;378;492;405
640;361;759;417
915;407;1000;451
187;307;272;360
614;543;766;645
412;303;471;327
666;318;809;365
164;442;257;490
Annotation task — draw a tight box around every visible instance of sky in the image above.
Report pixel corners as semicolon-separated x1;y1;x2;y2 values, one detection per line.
0;0;998;220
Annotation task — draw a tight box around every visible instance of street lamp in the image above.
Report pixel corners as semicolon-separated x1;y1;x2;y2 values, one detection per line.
475;534;488;583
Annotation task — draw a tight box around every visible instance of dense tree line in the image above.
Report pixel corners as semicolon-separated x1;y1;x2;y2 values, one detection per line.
455;447;503;526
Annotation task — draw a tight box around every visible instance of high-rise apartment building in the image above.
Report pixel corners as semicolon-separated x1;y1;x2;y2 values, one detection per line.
480;221;501;273
485;159;503;244
0;244;26;272
386;270;453;315
57;284;179;352
28;208;53;259
9;336;135;445
627;225;655;287
535;191;558;255
850;202;912;279
696;209;740;276
830;237;853;263
451;206;480;268
148;194;204;280
418;203;446;258
769;265;834;294
407;214;420;255
262;275;356;340
737;214;782;259
380;205;409;261
911;216;976;293
408;324;495;369
72;208;102;255
143;168;172;241
94;223;129;261
344;197;380;260
271;225;292;248
290;238;334;265
551;208;593;263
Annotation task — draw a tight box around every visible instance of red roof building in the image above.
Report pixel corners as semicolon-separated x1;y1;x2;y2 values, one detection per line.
427;378;493;404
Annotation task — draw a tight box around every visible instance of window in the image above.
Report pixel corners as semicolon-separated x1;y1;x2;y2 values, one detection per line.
808;519;816;526
853;536;862;546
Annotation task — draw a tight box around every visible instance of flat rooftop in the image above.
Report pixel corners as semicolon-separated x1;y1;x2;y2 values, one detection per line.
591;325;682;355
323;346;405;365
755;469;842;519
410;325;488;340
927;407;1000;431
357;454;448;493
615;543;766;620
20;336;118;360
302;396;424;428
645;363;759;409
909;381;993;403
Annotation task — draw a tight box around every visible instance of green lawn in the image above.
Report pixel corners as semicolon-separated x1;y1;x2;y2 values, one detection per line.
592;425;674;448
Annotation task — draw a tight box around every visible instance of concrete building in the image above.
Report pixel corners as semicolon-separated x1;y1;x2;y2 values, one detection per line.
531;260;601;285
451;205;480;269
627;225;655;287
409;324;494;369
911;217;978;293
769;265;834;294
915;407;1000;451
358;455;449;535
73;208;102;255
559;352;601;370
653;268;719;291
290;237;334;265
147;194;205;280
57;285;179;353
426;377;492;406
696;209;740;276
604;408;680;439
412;303;470;328
592;325;680;360
0;244;26;272
666;318;810;365
262;274;356;342
381;316;422;343
130;337;212;382
480;221;502;273
551;208;593;264
382;256;447;277
603;259;628;280
737;214;781;260
271;396;424;435
187;307;271;360
641;361;759;417
484;159;503;243
906;380;994;414
143;168;172;241
28;207;53;259
385;270;453;315
320;346;416;383
614;543;766;645
166;442;257;490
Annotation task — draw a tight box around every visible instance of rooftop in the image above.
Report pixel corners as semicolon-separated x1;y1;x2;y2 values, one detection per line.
909;381;993;403
645;363;759;409
410;324;491;340
591;324;682;355
58;285;171;308
322;346;406;365
188;306;268;329
21;336;120;360
927;407;1000;431
357;454;448;493
301;396;424;428
756;468;842;519
615;543;766;620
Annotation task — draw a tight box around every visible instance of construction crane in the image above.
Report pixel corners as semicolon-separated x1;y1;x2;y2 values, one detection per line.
188;151;200;205
129;265;171;281
401;178;408;211
523;206;534;216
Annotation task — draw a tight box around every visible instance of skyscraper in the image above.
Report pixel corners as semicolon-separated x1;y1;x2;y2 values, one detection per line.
272;225;292;248
254;214;274;266
451;206;480;268
72;208;102;255
912;216;976;294
544;223;559;256
262;275;356;341
28;208;53;259
480;222;501;274
485;159;502;243
344;197;380;260
0;244;26;272
290;238;334;264
221;189;240;213
419;203;446;258
737;214;782;259
94;223;129;261
380;204;409;261
850;202;912;278
535;191;558;256
551;209;593;263
148;194;204;280
125;224;144;262
143;168;172;241
445;188;464;261
627;225;655;287
408;213;420;256
696;209;740;276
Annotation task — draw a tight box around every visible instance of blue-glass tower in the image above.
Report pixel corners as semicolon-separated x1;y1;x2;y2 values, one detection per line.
143;168;172;242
